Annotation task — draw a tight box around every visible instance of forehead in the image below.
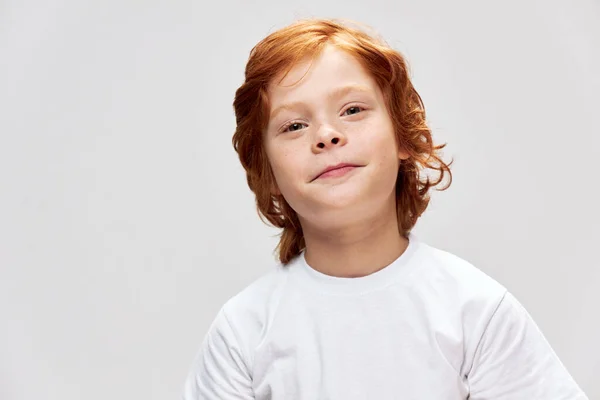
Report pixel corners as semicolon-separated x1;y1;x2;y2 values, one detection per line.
267;45;378;105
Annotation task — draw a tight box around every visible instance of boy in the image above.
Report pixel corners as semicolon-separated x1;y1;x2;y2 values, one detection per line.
182;18;588;399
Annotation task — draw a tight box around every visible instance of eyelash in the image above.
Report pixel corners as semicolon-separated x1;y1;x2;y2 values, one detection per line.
280;105;366;133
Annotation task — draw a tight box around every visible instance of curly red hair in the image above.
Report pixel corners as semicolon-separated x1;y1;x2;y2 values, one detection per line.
232;18;452;265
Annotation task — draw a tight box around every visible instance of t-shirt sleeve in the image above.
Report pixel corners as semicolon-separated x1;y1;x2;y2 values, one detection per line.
181;307;255;400
466;291;588;399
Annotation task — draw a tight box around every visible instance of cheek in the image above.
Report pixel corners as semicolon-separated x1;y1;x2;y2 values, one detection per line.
269;148;304;189
363;124;401;183
363;120;398;160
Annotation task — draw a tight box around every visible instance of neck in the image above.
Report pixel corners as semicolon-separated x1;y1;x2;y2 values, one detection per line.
300;201;409;278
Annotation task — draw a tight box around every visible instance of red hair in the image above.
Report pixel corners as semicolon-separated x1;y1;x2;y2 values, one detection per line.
232;18;452;265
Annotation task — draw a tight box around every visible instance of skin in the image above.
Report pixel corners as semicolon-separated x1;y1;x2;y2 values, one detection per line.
264;44;411;278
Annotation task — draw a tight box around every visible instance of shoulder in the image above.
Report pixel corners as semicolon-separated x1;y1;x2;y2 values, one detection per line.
413;240;507;302
222;262;291;321
411;239;511;373
183;264;292;399
211;260;294;366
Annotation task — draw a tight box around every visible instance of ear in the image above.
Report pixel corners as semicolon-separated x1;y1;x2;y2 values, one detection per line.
270;180;281;196
398;148;410;161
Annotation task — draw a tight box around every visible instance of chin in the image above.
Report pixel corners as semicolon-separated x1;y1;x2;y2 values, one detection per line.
318;183;365;203
305;205;369;231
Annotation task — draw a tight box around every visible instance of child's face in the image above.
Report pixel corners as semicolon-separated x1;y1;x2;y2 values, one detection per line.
264;44;408;231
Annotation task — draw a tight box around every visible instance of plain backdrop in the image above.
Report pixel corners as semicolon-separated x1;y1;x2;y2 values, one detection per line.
1;0;599;399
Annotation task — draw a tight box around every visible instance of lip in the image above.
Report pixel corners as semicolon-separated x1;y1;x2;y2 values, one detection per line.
312;162;361;181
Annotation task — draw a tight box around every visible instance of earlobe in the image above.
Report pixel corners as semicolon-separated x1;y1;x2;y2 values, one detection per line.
398;150;410;160
271;182;281;196
267;168;281;196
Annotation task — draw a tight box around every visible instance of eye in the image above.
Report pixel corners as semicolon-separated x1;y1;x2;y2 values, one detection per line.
342;105;364;116
281;121;307;133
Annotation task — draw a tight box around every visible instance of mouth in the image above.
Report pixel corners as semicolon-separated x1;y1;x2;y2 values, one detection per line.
312;163;362;182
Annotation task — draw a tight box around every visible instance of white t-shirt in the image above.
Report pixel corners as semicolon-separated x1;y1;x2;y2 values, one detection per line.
182;233;588;399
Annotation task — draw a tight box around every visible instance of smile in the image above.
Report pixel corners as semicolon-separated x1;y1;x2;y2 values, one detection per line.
315;165;360;180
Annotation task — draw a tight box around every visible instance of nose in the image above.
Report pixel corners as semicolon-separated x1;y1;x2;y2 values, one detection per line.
313;125;347;152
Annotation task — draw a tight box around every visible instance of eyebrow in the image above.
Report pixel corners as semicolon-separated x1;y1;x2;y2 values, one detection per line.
269;84;373;120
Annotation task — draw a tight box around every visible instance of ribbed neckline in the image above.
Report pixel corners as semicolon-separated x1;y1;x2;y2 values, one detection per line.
291;232;421;295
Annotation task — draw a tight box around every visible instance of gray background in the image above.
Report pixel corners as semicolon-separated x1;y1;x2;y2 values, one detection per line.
1;0;598;399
